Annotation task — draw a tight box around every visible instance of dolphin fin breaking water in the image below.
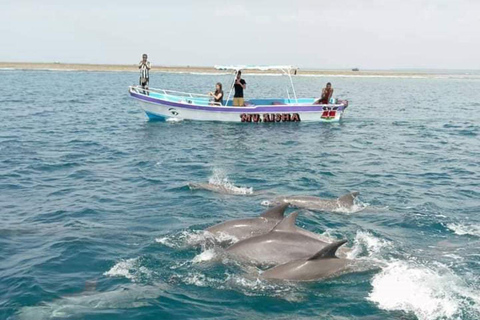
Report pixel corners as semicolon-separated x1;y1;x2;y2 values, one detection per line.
262;191;362;213
260;202;289;220
271;211;299;232
226;212;334;265
308;239;349;260
337;192;359;207
205;203;289;243
261;240;351;281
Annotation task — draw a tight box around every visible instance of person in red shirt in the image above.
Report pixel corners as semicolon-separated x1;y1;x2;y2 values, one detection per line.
315;82;334;104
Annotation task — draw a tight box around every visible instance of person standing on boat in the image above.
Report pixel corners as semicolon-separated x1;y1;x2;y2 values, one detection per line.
209;82;224;105
315;82;334;104
233;70;246;107
138;54;151;93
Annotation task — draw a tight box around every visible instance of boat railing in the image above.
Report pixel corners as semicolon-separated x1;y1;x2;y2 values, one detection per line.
129;86;210;98
129;86;223;106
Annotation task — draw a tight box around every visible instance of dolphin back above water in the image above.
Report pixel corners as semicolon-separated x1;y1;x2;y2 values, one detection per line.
206;203;289;242
188;182;253;195
264;191;360;213
261;240;351;281
226;212;334;266
206;205;351;256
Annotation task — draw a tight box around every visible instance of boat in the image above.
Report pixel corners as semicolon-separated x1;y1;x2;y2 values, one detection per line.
128;65;349;123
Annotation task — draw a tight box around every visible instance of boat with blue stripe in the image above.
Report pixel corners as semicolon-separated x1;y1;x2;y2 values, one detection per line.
128;65;349;123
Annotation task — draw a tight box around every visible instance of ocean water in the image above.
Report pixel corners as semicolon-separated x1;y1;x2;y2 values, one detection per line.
0;69;479;320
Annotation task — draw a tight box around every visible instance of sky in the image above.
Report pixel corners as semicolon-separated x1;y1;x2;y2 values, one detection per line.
1;0;479;69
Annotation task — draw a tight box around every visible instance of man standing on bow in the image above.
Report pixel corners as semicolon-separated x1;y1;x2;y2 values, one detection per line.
139;54;151;93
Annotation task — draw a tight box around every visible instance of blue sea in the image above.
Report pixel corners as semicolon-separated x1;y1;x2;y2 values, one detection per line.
0;69;479;320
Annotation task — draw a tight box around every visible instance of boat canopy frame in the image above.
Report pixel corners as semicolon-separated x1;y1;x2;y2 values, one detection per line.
215;65;299;105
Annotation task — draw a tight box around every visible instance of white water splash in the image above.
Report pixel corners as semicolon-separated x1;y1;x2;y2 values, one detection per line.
155;230;239;249
446;223;480;237
207;168;253;195
350;231;480;319
166;117;183;123
260;200;272;206
212;231;239;244
226;273;305;302
182;272;223;287
368;260;480;320
192;248;217;264
332;197;369;214
347;230;393;260
180;271;303;302
155;230;212;248
103;257;151;281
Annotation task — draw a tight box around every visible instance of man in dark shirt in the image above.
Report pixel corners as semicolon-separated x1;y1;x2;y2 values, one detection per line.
233;70;246;106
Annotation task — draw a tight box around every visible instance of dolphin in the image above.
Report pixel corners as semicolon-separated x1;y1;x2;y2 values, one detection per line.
16;283;165;320
263;191;360;213
226;212;336;266
188;182;254;195
261;240;351;281
206;205;349;251
206;203;289;242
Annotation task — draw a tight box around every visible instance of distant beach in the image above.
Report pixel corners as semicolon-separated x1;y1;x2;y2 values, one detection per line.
1;62;473;78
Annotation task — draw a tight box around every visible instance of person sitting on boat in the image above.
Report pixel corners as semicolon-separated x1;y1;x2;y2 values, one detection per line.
138;53;151;93
314;82;334;104
209;82;224;105
233;71;246;107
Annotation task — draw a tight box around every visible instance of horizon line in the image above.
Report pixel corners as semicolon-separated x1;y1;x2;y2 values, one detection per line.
1;61;479;72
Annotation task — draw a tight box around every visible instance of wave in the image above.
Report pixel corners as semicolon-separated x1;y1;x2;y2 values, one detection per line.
175;271;304;302
446;223;480;237
192;248;218;264
156;230;220;248
187;168;254;195
156;229;240;253
16;283;165;320
347;231;393;261
166;117;184;123
208;168;253;195
368;260;480;320
157;228;480;318
349;231;480;320
333;198;369;214
103;257;152;282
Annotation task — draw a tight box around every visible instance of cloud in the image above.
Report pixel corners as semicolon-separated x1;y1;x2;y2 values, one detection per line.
214;4;249;17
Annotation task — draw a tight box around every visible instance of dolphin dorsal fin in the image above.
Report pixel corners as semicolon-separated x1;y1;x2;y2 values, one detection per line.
337;192;359;206
308;240;348;260
260;203;289;220
271;212;298;232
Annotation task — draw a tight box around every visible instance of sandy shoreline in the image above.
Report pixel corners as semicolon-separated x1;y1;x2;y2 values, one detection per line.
0;62;471;78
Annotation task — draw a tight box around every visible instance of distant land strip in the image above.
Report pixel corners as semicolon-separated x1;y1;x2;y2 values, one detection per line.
0;62;468;78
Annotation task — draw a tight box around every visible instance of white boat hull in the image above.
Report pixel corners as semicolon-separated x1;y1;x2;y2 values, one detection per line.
129;86;348;123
